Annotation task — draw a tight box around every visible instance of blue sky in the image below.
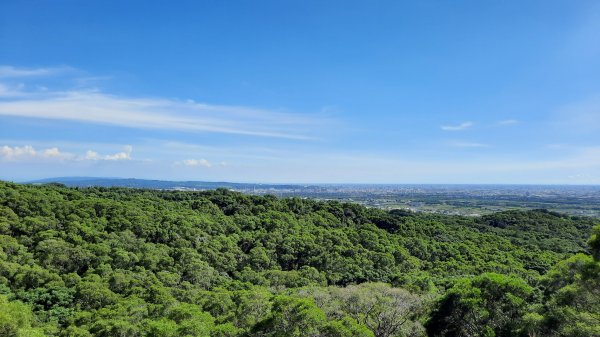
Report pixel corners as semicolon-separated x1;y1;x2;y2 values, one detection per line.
1;0;599;184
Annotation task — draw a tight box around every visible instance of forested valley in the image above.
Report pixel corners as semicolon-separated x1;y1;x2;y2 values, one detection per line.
0;181;598;337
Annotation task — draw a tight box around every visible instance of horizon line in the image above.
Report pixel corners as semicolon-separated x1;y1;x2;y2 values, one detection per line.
9;176;600;187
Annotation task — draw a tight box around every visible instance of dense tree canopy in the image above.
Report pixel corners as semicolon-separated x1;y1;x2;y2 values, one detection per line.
0;181;597;336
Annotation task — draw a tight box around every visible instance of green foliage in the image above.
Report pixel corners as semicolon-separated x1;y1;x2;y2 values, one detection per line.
530;239;600;337
426;273;533;337
0;181;597;337
252;296;327;336
300;282;426;337
589;225;600;260
0;295;48;337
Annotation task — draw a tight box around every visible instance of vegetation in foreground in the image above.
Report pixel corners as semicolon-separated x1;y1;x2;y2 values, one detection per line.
0;181;598;336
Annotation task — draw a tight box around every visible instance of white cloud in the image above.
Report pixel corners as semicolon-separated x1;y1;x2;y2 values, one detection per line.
0;144;132;162
0;145;74;161
42;147;63;158
85;146;132;161
84;150;100;160
0;145;36;159
177;158;228;168
105;152;130;161
182;158;212;167
0;68;325;140
447;141;489;148
0;65;71;78
0;83;28;97
441;121;473;131
105;145;132;160
497;119;518;126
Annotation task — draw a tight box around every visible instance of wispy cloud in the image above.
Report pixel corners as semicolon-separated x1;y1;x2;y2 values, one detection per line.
441;121;473;131
0;83;27;97
0;91;321;140
446;140;489;148
0;65;72;78
0;65;327;140
497;119;518;126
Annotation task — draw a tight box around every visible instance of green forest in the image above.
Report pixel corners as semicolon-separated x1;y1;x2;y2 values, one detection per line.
0;181;598;337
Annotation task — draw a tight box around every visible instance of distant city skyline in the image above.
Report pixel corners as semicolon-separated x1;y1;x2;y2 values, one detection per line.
1;1;600;184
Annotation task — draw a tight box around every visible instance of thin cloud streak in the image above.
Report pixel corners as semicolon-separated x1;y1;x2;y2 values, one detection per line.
497;119;518;126
0;65;73;78
179;158;224;168
447;141;489;148
0;90;321;140
0;65;327;140
441;121;473;131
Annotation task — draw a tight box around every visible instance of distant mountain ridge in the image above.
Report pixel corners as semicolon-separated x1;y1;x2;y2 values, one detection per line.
28;177;312;191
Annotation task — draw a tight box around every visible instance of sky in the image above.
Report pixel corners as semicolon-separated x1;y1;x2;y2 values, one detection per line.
1;0;600;184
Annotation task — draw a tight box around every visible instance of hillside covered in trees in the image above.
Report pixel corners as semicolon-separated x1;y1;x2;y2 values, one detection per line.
0;181;598;336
